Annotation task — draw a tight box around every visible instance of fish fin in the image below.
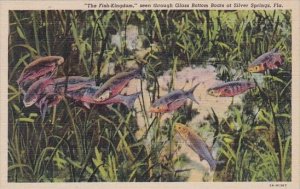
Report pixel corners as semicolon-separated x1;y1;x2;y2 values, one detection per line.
130;67;144;79
209;160;217;171
83;102;91;109
180;82;188;90
187;93;199;104
274;60;283;67
187;83;201;104
40;101;48;121
167;99;186;111
208;160;225;171
197;151;217;171
188;83;201;94
265;69;270;75
122;92;141;109
271;48;279;53
186;83;200;104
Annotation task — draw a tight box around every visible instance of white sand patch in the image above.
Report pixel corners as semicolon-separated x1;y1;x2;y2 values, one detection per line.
123;65;242;181
111;25;144;52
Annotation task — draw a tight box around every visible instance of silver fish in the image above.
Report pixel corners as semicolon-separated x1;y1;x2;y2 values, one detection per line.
35;93;63;120
175;123;220;171
66;86;141;109
17;56;64;93
93;68;142;102
54;76;96;94
149;83;199;113
23;77;55;107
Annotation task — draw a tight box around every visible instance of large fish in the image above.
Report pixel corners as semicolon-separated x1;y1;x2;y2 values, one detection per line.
174;123;219;171
23;77;55;107
207;81;255;97
54;76;96;94
93;68;142;102
149;84;199;113
248;49;284;73
35;93;63;120
17;56;64;93
67;86;141;109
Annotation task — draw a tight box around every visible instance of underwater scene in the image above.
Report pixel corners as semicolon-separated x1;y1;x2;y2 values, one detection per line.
8;10;291;182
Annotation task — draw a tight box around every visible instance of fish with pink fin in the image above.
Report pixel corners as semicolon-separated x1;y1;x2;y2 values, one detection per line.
93;68;142;102
17;56;64;93
23;77;56;107
54;76;96;94
248;48;284;73
35;93;63;120
207;81;255;97
149;83;200;113
67;86;141;109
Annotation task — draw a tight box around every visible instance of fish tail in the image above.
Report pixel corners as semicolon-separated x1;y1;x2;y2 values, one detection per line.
271;48;279;53
207;159;217;171
187;83;200;104
122;92;141;109
207;160;226;171
40;101;48;121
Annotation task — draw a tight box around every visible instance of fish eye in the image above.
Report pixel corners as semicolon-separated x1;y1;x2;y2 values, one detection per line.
210;90;216;95
24;95;37;106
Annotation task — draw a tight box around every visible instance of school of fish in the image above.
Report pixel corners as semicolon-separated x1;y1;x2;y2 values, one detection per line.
17;49;284;171
17;56;143;120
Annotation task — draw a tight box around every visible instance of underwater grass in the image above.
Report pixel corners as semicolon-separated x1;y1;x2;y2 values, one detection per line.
8;10;291;182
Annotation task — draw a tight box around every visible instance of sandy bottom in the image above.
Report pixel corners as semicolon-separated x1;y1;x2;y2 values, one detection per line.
123;65;242;181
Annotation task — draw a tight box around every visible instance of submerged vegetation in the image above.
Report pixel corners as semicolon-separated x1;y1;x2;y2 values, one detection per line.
8;10;291;182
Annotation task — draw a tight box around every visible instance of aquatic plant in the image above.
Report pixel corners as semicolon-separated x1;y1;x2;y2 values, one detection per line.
8;10;291;182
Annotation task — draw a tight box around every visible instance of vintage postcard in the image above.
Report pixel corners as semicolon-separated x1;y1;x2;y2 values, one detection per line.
0;0;299;189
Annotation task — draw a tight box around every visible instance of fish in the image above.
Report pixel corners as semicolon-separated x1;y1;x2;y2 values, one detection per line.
248;49;284;73
66;86;141;109
54;76;96;94
65;86;101;103
17;56;64;93
207;81;255;97
95;92;141;109
93;68;142;102
35;93;63;120
23;77;55;107
174;123;219;171
149;83;199;113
